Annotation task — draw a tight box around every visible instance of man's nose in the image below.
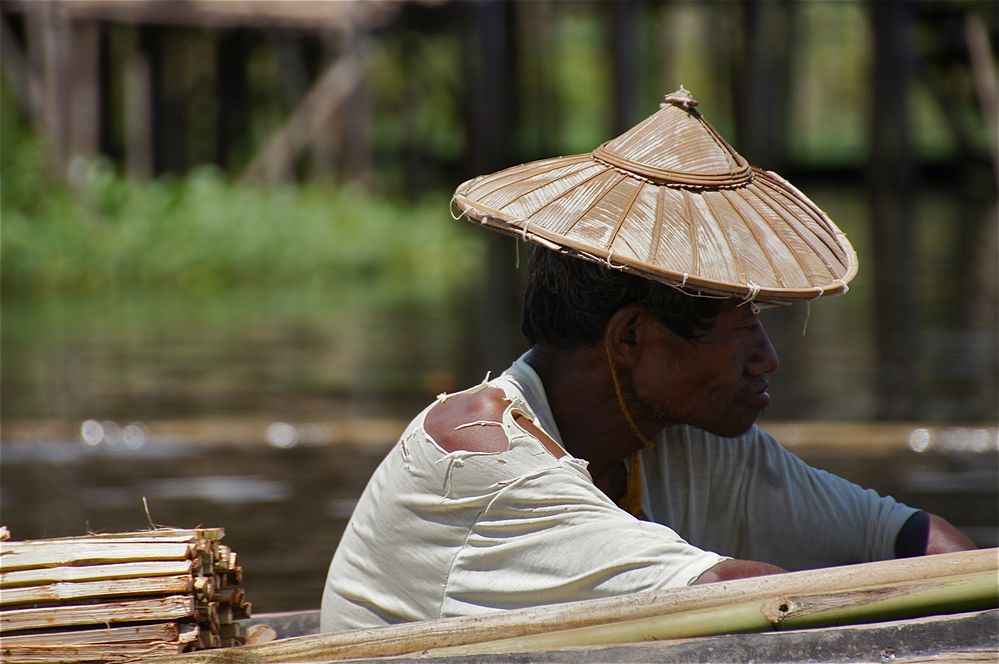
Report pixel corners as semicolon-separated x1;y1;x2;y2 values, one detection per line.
747;323;780;376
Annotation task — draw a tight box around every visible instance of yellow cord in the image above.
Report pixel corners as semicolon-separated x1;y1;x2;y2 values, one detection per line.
620;449;645;517
605;345;654;517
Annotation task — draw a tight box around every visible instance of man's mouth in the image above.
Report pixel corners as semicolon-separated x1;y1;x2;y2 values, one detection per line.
746;380;771;409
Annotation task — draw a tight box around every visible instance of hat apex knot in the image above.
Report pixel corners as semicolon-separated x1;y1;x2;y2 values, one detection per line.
662;85;699;111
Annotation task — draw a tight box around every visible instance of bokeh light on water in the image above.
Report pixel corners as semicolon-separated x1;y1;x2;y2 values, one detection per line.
80;419;149;449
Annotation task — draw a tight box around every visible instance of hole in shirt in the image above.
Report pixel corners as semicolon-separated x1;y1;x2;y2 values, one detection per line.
425;386;565;459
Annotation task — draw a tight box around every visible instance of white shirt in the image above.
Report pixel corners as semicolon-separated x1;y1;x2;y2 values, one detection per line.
320;354;916;632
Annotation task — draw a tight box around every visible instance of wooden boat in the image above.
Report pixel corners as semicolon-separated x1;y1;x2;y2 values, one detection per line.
166;549;998;663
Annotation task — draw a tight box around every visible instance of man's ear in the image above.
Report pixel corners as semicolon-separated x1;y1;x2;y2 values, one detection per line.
604;305;649;368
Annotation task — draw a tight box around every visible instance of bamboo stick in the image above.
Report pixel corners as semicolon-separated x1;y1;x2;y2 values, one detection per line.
428;570;996;657
0;622;186;645
36;528;224;543
219;623;243;642
0;595;194;633
1;559;194;588
233;600;252;620
194;575;215;599
0;573;194;606
178;622;201;645
156;548;998;664
217;603;234;625
216;587;243;605
27;534;217;545
197;552;213;575
197;632;222;650
1;639;188;664
0;542;194;572
195;601;219;626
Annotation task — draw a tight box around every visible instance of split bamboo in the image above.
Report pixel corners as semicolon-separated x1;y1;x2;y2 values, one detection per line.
0;594;195;632
428;569;995;657
1;559;195;588
2;640;190;663
0;573;196;606
0;622;196;645
0;527;251;662
26;528;224;542
0;541;195;571
159;548;998;663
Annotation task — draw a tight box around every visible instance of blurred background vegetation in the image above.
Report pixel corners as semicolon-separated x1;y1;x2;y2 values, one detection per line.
3;0;996;422
2;0;993;289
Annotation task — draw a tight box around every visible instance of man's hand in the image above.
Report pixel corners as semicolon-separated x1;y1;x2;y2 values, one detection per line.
691;558;786;584
895;511;976;557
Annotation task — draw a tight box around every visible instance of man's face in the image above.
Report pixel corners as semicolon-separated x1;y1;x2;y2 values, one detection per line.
631;300;780;437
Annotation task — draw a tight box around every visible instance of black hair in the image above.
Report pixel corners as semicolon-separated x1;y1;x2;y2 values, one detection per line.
521;247;724;347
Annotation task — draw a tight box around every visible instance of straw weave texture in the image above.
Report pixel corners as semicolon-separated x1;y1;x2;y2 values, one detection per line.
453;91;857;303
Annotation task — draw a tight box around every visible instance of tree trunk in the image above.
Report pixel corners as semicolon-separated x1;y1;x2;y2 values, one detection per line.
868;0;918;420
732;0;796;169
214;29;252;170
124;25;161;178
465;0;523;374
67;20;102;173
610;0;640;134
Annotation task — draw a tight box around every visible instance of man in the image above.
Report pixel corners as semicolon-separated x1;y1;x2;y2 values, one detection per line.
320;89;973;632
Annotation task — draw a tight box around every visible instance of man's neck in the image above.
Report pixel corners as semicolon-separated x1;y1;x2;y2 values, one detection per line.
524;344;647;487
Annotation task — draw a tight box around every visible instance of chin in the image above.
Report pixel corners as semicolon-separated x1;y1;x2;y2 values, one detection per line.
702;416;759;439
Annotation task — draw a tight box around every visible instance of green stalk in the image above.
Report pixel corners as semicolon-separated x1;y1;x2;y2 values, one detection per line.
426;570;996;656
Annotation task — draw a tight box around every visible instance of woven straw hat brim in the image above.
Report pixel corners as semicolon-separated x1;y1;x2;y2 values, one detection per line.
452;160;857;302
451;92;858;304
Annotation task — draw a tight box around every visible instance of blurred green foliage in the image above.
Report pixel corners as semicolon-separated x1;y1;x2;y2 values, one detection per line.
554;11;610;154
368;31;466;190
1;111;480;297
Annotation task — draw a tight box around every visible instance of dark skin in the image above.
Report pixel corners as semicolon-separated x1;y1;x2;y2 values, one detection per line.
426;299;975;585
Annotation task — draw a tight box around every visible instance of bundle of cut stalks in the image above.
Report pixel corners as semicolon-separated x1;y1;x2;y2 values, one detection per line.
0;528;251;663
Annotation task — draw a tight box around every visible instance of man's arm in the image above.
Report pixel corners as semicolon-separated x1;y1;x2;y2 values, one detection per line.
693;511;973;586
695;511;974;585
895;511;976;557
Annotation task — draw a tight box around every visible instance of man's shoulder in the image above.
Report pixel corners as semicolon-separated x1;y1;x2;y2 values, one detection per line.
423;384;567;460
425;386;512;454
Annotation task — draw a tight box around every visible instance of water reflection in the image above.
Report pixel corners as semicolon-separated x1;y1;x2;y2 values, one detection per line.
142;476;290;503
1;284;483;423
1;425;392;611
266;422;334;449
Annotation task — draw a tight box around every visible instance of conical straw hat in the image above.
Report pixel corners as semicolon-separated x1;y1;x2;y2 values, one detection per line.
452;87;857;303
